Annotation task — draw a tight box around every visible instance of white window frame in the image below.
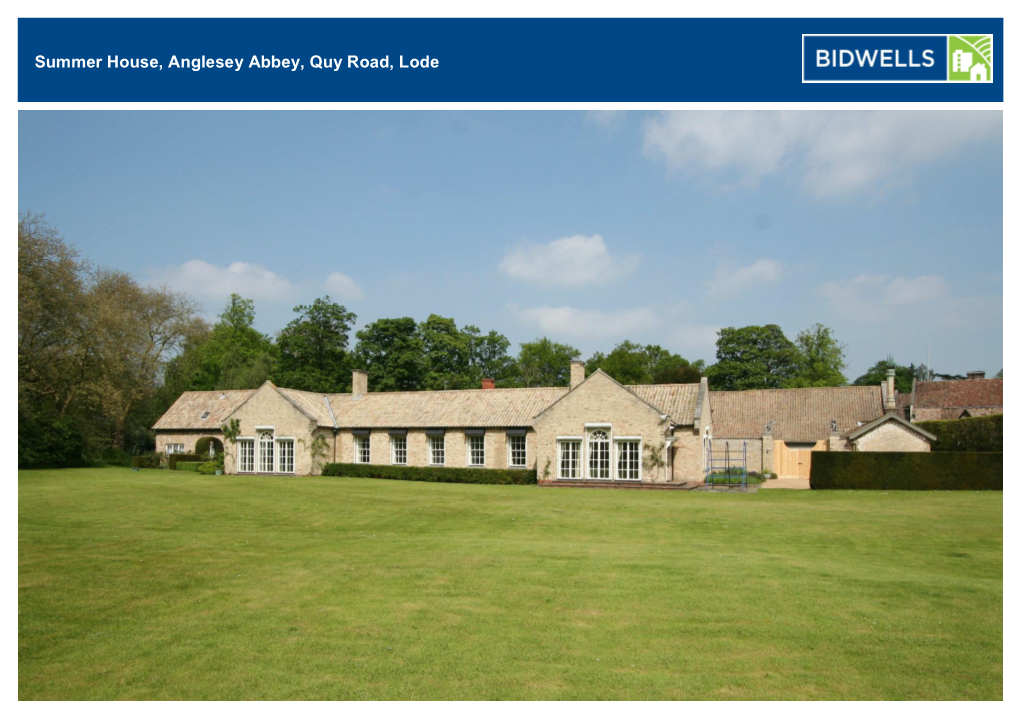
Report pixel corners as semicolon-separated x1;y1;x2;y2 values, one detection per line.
390;435;407;465
557;437;582;480
237;437;255;474
467;434;486;467
428;435;446;466
354;435;371;464
277;437;295;474
507;434;527;468
256;427;275;474
615;437;642;481
586;426;612;480
165;443;185;456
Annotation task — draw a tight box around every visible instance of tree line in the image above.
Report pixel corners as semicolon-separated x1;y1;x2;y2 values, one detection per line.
19;215;984;466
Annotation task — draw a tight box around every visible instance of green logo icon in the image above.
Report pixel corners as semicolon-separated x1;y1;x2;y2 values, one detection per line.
948;35;993;82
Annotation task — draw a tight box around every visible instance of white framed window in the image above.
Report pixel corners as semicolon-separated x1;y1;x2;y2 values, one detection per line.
238;439;255;473
277;438;295;474
557;439;581;479
616;439;641;481
391;435;407;465
166;443;185;455
508;434;527;468
355;435;371;464
257;429;275;473
429;435;445;466
587;428;611;480
468;435;485;466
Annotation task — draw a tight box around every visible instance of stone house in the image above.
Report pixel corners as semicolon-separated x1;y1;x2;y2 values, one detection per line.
153;364;931;484
153;362;711;483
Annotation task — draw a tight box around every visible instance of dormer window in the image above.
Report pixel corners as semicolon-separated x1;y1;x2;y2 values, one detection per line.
200;411;210;420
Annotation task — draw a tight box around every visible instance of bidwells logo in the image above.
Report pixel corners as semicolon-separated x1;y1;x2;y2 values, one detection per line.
802;34;993;83
947;35;993;82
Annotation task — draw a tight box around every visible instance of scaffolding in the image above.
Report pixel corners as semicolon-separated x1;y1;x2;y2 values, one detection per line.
704;439;748;490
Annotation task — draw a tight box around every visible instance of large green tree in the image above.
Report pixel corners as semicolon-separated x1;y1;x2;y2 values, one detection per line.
852;357;917;393
586;341;704;385
353;317;425;392
161;294;276;393
784;323;848;388
275;296;357;392
707;324;800;390
418;314;474;390
511;338;580;387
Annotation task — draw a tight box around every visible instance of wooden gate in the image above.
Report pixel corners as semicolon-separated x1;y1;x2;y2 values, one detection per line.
774;440;827;479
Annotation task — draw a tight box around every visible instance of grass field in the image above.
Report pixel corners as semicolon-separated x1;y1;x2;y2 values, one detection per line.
18;468;1002;700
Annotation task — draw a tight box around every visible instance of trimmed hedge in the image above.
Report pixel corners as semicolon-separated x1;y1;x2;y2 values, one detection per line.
175;461;203;472
132;454;161;469
916;414;1002;452
322;463;537;485
810;451;1002;490
167;453;203;470
195;436;224;457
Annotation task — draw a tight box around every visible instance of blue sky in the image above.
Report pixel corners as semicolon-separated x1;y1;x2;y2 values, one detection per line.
18;110;1002;379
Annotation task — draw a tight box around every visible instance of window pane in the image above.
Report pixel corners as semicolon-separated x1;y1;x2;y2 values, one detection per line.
258;430;274;473
587;429;610;479
430;436;445;466
469;435;485;466
392;436;407;465
278;439;294;474
617;440;640;480
239;439;254;473
509;435;526;467
356;436;371;464
559;440;580;479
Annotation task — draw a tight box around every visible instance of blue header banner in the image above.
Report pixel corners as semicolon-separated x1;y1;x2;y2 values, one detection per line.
19;18;1003;102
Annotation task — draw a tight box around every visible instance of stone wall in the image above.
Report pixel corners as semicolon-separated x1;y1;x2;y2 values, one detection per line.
330;427;537;471
223;385;319;475
155;431;222;457
532;371;677;482
853;422;931;452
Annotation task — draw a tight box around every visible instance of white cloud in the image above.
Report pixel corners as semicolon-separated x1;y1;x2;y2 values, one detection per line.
323;271;366;301
585;110;626;134
151;260;296;305
509;304;659;339
707;258;783;297
817;273;950;323
499;234;639;286
642;110;1001;197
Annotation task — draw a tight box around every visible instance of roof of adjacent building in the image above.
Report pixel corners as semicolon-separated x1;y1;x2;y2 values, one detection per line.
911;378;1003;411
153;380;703;431
151;389;257;430
709;385;885;442
846;411;937;442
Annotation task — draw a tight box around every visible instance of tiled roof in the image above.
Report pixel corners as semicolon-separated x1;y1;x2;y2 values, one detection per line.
276;387;336;425
709;386;884;441
628;384;701;425
913;378;1003;410
325;387;569;428
153;380;705;431
151;389;256;430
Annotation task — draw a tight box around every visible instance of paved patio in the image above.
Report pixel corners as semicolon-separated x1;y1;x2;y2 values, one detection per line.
760;477;811;490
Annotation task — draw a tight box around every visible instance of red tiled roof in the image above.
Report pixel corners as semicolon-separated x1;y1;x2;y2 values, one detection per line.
913;378;1003;410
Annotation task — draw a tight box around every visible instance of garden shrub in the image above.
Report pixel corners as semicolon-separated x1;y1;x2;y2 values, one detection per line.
198;461;221;475
916;414;1002;452
810;451;1002;490
167;453;203;470
174;461;203;472
322;463;537;485
131;454;162;469
101;447;132;467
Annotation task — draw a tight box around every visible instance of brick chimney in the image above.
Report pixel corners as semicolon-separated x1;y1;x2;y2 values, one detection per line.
352;369;368;397
481;378;495;390
966;370;986;380
570;359;586;389
883;368;897;411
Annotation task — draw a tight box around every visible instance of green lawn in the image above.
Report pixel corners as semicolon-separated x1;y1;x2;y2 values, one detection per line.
19;467;1002;700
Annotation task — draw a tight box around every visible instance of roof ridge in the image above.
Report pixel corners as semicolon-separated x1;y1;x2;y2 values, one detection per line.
326;386;567;397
